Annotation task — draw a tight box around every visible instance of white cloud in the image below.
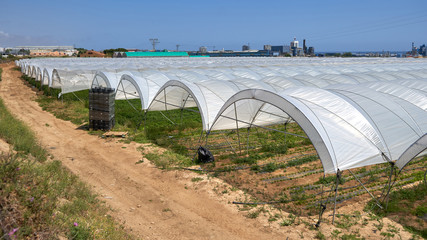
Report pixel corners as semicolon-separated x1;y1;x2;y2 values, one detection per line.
0;31;61;47
0;31;10;37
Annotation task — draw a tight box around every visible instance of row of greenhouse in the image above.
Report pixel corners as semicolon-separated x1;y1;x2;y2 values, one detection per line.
16;57;427;175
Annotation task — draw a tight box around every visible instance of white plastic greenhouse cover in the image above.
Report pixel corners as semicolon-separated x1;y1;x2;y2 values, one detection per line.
326;84;427;162
210;86;427;174
16;57;427;174
396;134;427;170
42;68;54;86
52;69;96;94
116;71;172;109
91;71;126;90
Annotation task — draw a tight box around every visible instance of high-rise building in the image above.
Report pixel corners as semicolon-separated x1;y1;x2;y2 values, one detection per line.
419;44;426;56
242;44;250;51
263;45;272;51
411;42;418;56
308;47;315;56
303;39;307;55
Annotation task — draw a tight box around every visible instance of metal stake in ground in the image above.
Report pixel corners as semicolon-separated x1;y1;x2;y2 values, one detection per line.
332;169;341;225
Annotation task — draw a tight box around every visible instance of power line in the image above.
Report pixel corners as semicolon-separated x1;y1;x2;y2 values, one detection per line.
308;11;427;41
311;18;427;42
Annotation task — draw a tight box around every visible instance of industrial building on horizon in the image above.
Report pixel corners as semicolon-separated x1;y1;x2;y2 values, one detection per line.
191;38;315;57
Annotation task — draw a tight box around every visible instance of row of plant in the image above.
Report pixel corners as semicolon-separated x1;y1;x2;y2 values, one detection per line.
366;182;427;238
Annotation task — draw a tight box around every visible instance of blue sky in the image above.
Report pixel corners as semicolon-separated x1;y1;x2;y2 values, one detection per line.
1;0;426;52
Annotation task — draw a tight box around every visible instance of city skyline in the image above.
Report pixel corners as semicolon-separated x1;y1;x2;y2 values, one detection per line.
0;0;426;52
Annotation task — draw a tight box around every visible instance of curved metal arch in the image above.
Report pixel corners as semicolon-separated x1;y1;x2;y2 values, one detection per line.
35;67;43;81
396;134;427;171
42;68;53;86
116;73;147;108
50;69;62;88
209;89;336;173
147;79;209;130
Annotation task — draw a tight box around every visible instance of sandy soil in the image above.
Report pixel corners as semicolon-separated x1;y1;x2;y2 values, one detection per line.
0;63;416;240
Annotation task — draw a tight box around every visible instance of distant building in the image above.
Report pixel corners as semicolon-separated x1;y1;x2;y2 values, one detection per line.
199;46;208;53
15;45;74;51
4;45;76;57
419;44;426;56
123;51;189;58
271;45;284;54
271;45;290;55
242;45;250;51
126;49;139;52
263;45;272;51
113;52;125;58
30;50;71;57
189;50;270;57
303;39;307;55
411;42;418;56
290;38;299;56
308;47;315;56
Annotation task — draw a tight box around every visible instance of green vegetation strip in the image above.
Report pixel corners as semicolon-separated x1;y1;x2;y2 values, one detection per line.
0;98;47;161
366;183;427;238
0;67;3;81
0;97;131;239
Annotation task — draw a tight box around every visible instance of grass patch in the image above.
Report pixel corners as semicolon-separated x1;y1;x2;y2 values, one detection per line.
366;183;427;238
0;98;47;161
191;177;203;182
144;150;193;169
36;89;89;126
0;152;132;239
0;67;3;81
0;95;132;238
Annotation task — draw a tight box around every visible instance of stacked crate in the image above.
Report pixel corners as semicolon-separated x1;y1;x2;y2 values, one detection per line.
89;87;115;131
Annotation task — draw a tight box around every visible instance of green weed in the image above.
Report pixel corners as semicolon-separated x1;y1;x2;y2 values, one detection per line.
0;98;47;161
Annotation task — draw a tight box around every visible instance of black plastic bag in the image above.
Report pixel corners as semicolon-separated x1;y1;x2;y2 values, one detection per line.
197;146;214;163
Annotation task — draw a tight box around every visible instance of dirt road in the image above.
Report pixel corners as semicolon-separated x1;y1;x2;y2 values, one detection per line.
0;63;292;239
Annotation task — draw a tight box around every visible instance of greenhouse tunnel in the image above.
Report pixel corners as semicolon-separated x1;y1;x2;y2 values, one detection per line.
208;88;427;174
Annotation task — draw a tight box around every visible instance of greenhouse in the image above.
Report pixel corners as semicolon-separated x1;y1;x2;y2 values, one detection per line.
16;57;427;176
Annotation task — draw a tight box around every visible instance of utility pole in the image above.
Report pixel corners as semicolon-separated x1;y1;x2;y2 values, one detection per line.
176;44;180;51
149;38;159;51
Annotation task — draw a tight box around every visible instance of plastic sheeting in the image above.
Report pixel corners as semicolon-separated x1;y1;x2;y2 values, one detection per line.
17;57;427;174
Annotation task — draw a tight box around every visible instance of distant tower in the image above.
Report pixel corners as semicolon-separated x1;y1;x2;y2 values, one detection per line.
303;39;307;55
290;37;299;56
176;44;181;51
290;37;299;48
149;38;160;51
411;42;418;56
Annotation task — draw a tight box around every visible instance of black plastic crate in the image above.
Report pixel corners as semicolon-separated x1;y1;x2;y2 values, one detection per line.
89;87;116;131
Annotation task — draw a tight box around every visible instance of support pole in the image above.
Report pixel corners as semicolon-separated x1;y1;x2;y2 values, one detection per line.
332;169;340;225
72;92;84;103
234;103;241;154
382;162;395;210
348;169;383;209
246;128;250;156
424;169;427;185
315;174;327;228
221;133;237;156
136;110;147;130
